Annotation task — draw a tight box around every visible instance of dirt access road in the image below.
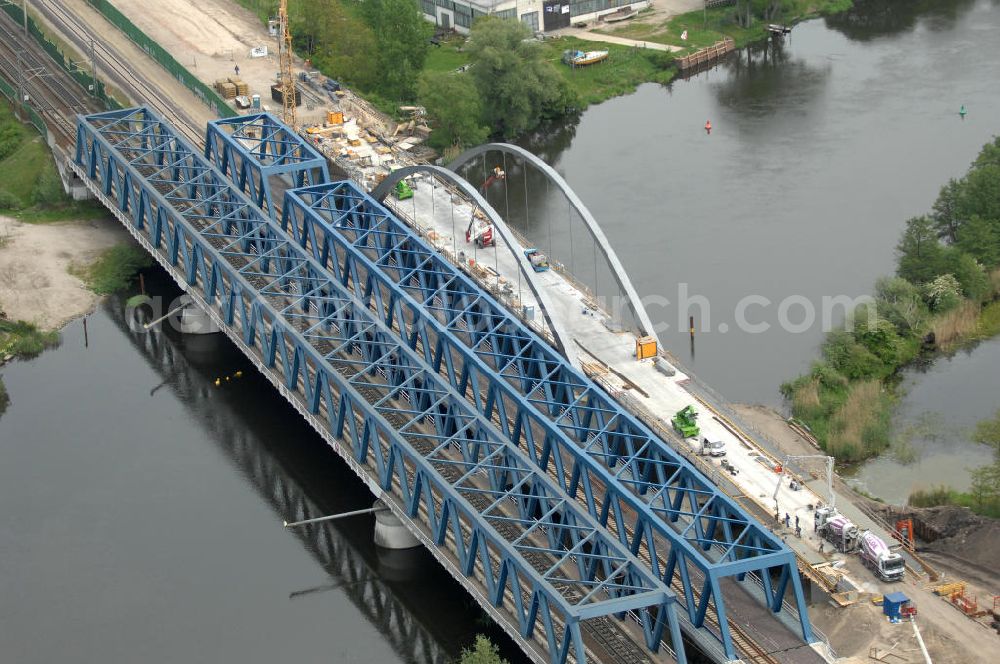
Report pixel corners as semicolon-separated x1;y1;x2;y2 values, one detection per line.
110;0;327;125
736;404;1000;663
0;215;126;331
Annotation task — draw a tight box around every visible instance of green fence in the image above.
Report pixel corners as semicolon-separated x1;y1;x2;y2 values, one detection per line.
85;0;237;118
0;2;121;112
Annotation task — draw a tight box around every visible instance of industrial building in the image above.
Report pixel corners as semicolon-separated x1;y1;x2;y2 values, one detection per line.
419;0;649;33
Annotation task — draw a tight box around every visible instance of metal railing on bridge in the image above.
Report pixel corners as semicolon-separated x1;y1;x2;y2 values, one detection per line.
73;106;683;664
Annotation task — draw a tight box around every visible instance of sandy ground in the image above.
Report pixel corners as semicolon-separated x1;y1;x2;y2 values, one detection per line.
0;215;127;331
111;0;328;125
735;403;1000;662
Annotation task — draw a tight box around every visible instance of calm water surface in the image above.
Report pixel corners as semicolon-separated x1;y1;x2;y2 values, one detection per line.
3;1;1000;659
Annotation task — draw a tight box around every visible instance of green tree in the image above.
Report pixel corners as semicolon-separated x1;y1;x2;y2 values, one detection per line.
311;2;378;91
460;635;509;664
467;17;575;139
940;248;990;301
973;408;1000;454
874;276;927;334
362;0;433;101
931;177;964;243
896;215;945;284
958;164;1000;224
973;135;1000;169
418;71;489;149
955;215;1000;268
923;273;962;312
822;329;884;379
968;461;1000;510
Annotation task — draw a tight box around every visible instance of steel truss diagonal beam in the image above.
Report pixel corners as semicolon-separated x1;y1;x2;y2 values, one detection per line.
73;107;684;664
206;112;328;220
271;179;815;661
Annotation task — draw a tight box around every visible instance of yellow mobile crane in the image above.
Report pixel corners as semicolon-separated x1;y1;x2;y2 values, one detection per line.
278;0;297;129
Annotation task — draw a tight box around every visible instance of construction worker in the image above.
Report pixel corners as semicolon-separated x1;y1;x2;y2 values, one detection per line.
234;64;240;76
784;513;791;528
795;514;800;530
819;540;825;554
795;525;802;538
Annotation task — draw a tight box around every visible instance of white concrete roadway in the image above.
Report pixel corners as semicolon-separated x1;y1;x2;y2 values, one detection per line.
385;177;884;591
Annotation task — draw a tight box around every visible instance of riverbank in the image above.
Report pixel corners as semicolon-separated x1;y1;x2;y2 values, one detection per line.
782;133;1000;466
0;215;128;340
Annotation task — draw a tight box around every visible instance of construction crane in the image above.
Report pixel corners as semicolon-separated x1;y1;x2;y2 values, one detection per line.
277;0;297;129
773;454;837;511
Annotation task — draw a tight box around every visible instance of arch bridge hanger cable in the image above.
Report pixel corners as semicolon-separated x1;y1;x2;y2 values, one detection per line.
447;143;663;353
372;165;579;367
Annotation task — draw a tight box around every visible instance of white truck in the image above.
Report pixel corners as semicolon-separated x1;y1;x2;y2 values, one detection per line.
816;507;861;552
859;531;905;582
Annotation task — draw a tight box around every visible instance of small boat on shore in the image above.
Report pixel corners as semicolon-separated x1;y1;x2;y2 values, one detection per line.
562;49;610;67
603;7;638;23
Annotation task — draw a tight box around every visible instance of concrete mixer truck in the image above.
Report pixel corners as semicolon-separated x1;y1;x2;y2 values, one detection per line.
859;531;905;582
815;507;861;552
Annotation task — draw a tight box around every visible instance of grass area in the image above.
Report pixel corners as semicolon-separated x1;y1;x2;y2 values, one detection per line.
71;244;153;295
0;318;60;359
541;37;675;108
424;35;472;74
909;485;1000;519
594;7;758;53
0;100;104;220
596;1;852;54
0;135;52;207
13;200;109;224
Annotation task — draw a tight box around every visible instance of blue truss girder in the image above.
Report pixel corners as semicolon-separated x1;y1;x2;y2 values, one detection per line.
206;113;328;220
264;181;815;659
74;107;685;664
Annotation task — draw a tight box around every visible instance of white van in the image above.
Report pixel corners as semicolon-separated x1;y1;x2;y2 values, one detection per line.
700;436;726;457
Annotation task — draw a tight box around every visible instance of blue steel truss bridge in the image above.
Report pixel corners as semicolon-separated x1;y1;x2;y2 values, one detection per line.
71;107;827;664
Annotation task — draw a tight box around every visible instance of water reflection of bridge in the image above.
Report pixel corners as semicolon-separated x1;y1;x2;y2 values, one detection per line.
106;295;452;664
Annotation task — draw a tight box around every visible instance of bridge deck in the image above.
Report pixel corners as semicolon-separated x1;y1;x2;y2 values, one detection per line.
73;106;683;664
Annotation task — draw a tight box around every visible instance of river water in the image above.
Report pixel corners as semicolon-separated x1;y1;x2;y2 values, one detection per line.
510;0;1000;406
0;284;514;664
504;0;1000;500
3;1;1000;660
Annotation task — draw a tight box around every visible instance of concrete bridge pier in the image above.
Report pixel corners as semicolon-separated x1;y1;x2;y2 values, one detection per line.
373;499;423;581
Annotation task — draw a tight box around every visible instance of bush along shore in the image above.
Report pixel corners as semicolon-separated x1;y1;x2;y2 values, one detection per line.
782;136;1000;468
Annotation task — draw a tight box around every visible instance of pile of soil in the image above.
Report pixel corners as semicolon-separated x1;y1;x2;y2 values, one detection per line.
869;502;1000;572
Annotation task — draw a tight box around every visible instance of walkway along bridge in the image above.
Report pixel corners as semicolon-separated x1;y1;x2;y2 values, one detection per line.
72;107;819;664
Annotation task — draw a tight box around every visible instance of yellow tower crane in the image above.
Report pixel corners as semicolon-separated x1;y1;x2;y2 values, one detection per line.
277;0;297;129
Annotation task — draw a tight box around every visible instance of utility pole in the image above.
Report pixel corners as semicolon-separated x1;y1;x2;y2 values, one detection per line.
90;38;97;99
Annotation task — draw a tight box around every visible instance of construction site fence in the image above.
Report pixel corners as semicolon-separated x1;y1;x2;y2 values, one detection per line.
84;0;237;119
0;2;121;112
0;69;49;139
